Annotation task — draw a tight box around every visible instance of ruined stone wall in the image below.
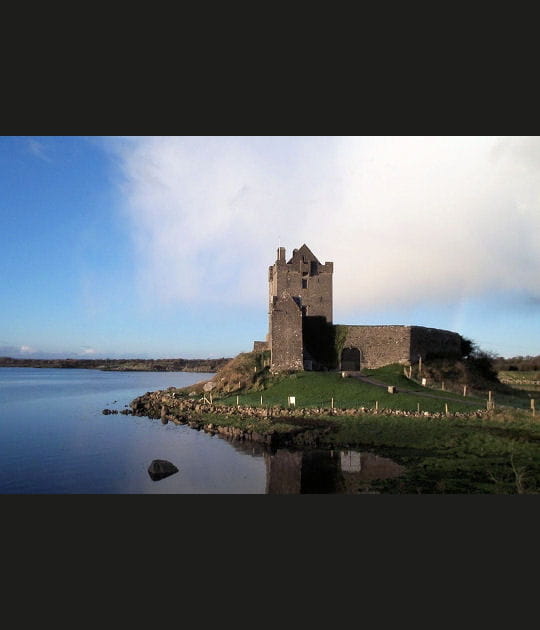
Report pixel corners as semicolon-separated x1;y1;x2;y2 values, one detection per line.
410;326;462;362
282;252;333;322
268;246;333;328
253;341;269;352
268;247;289;305
270;293;303;372
342;326;412;369
341;325;463;369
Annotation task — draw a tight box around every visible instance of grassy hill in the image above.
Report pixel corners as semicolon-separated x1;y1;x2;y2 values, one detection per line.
186;350;537;414
204;358;494;413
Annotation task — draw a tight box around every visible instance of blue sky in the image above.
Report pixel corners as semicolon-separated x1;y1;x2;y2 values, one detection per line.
1;136;539;359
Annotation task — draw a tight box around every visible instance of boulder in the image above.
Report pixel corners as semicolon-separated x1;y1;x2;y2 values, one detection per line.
203;381;215;392
147;459;179;481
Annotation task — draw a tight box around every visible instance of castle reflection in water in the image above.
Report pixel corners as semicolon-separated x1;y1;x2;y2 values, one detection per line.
227;440;405;494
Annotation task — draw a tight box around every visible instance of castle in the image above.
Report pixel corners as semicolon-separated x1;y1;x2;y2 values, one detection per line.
253;244;463;373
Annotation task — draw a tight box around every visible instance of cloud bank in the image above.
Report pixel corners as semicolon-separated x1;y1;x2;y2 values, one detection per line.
110;136;540;318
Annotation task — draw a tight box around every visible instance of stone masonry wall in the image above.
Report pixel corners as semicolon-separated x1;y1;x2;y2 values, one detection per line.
342;325;463;369
270;293;303;372
342;326;412;369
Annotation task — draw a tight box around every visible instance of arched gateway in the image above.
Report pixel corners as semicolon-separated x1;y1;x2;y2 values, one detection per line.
341;347;361;371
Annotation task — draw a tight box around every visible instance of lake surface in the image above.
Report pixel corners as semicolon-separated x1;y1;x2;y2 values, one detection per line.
0;368;404;494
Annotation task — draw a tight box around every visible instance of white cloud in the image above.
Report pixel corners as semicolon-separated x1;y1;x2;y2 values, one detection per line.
25;138;51;162
19;345;35;354
110;136;540;318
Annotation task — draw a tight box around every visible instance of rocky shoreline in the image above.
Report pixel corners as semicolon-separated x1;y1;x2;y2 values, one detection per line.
101;388;492;449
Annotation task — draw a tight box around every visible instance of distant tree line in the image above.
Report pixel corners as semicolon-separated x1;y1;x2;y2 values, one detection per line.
455;339;540;374
492;355;540;372
0;357;231;372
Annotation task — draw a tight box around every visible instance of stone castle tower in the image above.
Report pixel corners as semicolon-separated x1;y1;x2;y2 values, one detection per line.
267;244;333;372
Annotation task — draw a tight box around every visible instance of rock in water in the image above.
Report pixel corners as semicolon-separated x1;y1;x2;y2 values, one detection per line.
148;459;179;481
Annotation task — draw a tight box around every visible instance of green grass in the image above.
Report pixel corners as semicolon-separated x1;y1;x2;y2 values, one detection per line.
364;365;484;400
315;410;540;493
215;366;483;414
498;370;540;382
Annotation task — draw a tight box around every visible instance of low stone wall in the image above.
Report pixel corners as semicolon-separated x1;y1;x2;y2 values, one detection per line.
499;378;540;385
124;389;489;449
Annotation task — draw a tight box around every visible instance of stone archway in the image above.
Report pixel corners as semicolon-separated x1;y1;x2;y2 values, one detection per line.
341;347;361;371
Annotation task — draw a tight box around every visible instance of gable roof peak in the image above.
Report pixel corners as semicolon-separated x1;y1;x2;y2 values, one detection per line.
288;243;320;265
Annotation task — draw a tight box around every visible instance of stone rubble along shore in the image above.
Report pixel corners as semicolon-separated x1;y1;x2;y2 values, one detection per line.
499;378;540;385
127;390;326;447
115;388;491;448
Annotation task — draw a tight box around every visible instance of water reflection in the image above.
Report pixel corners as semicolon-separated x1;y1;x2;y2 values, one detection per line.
266;448;405;493
224;438;405;494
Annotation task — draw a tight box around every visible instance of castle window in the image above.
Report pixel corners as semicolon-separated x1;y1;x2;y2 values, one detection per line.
302;279;308;289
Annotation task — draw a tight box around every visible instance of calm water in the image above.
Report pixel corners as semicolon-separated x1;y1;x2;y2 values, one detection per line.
0;368;404;494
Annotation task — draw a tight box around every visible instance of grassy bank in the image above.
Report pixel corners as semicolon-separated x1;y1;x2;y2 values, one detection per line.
132;388;540;493
315;409;540;493
130;359;540;493
216;366;486;414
